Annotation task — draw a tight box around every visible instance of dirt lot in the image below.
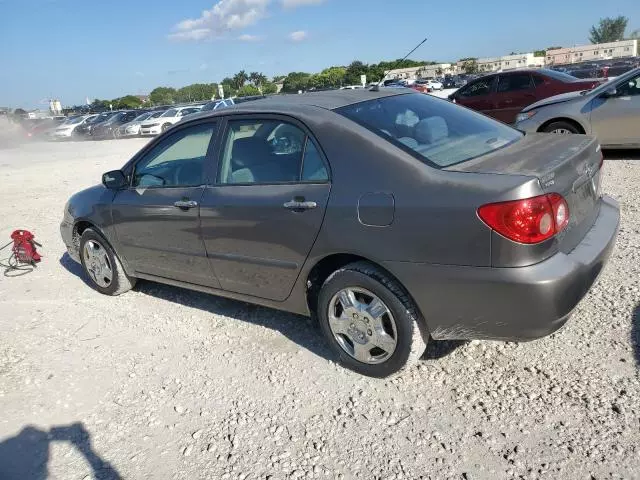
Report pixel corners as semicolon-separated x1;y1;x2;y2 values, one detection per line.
0;136;638;480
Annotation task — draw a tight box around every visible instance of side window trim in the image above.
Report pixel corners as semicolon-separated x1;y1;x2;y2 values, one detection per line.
126;119;219;189
212;113;331;186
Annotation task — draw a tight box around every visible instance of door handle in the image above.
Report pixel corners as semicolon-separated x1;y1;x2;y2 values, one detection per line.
174;200;198;209
283;200;317;211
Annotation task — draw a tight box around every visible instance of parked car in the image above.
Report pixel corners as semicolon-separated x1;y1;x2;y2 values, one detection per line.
410;79;431;93
61;89;619;377
139;106;202;135
180;100;234;122
52;114;96;140
425;79;443;91
601;60;639;78
22;118;64;139
515;67;640;147
118;111;164;137
449;69;604;124
92;110;148;139
75;111;119;138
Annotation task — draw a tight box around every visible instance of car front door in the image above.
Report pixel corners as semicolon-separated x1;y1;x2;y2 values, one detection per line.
112;120;220;287
453;76;497;117
199;115;331;301
589;72;640;146
492;73;536;124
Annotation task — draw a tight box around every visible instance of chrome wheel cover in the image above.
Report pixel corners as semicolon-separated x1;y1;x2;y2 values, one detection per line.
328;287;398;364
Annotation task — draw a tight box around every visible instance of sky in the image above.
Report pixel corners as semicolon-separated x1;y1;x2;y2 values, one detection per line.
0;0;638;108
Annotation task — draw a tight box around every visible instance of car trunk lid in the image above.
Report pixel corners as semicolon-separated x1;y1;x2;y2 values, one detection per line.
448;133;603;253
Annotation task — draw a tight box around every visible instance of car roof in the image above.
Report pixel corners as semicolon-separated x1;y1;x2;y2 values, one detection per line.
232;89;408;110
180;88;414;124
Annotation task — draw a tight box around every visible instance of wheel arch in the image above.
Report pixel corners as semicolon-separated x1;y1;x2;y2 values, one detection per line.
537;117;587;134
305;253;430;334
72;219;134;275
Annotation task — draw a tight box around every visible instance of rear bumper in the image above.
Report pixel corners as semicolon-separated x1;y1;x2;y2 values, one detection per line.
384;195;620;341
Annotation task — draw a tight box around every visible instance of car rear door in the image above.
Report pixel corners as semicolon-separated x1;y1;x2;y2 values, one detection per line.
589;71;640;146
492;73;536;124
199;115;331;301
111;120;220;287
453;76;497;116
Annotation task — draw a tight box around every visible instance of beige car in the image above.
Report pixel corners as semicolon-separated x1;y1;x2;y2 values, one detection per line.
515;67;640;147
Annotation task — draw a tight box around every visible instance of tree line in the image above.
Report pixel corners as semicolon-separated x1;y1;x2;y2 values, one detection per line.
85;59;434;110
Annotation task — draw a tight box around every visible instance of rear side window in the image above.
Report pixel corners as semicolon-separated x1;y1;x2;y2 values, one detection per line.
218;119;328;185
458;77;494;97
497;74;533;92
533;75;545;87
336;93;522;168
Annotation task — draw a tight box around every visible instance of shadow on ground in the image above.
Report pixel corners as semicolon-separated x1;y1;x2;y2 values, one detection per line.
632;303;639;366
0;422;121;480
603;149;638;160
60;253;463;364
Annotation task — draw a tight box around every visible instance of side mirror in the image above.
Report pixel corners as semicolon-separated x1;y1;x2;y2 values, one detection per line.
102;170;127;189
602;87;617;98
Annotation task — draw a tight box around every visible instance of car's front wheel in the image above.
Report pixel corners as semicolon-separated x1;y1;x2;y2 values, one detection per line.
161;123;171;132
542;121;580;135
317;262;428;377
79;228;136;296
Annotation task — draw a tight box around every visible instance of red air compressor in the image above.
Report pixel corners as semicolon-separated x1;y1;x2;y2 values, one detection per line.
1;230;42;275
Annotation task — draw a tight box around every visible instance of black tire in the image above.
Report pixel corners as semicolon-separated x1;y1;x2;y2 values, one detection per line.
317;261;428;377
542;120;580;135
79;228;136;296
161;123;171;132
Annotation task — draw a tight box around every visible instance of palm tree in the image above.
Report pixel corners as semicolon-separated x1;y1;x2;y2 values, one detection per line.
233;70;249;89
250;72;268;92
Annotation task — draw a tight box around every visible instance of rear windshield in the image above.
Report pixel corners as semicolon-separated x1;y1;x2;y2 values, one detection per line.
336;93;522;168
540;69;579;82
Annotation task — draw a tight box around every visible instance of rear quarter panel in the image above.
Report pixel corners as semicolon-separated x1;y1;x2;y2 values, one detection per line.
304;114;537;268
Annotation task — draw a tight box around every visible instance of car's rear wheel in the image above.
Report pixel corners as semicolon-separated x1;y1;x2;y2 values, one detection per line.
317;262;428;377
542;121;581;135
79;228;136;296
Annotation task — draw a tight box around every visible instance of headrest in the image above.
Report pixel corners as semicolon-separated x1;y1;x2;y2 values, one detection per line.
415;117;448;144
231;137;272;168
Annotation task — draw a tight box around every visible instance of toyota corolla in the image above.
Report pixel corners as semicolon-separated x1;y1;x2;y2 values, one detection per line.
61;89;619;377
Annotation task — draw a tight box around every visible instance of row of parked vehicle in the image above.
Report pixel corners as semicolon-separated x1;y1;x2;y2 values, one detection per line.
450;66;640;147
22;96;265;141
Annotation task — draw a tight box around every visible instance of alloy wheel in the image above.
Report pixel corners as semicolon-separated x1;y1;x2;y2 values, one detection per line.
83;240;113;288
551;128;572;135
327;287;398;364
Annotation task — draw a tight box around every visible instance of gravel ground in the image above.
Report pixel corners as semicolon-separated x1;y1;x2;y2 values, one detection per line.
0;137;638;480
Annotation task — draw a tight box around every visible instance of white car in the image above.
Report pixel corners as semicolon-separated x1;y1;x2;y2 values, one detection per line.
52;115;95;140
426;79;443;91
339;85;365;90
118;111;164;137
139;106;202;135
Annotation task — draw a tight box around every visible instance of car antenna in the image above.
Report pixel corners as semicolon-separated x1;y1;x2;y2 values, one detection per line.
370;37;428;92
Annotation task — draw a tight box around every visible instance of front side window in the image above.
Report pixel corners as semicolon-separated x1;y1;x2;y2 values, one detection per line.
337;93;522;168
219;119;327;184
616;73;640;97
497;74;532;93
133;123;216;188
458;78;494;97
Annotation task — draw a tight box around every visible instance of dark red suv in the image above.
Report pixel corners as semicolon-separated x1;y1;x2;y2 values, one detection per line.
449;69;604;124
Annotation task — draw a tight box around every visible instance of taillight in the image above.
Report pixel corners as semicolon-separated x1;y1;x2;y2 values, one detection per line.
478;193;570;244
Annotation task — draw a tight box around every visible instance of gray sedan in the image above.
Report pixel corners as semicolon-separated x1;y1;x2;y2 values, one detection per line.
515;67;640;147
61;89;619;377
